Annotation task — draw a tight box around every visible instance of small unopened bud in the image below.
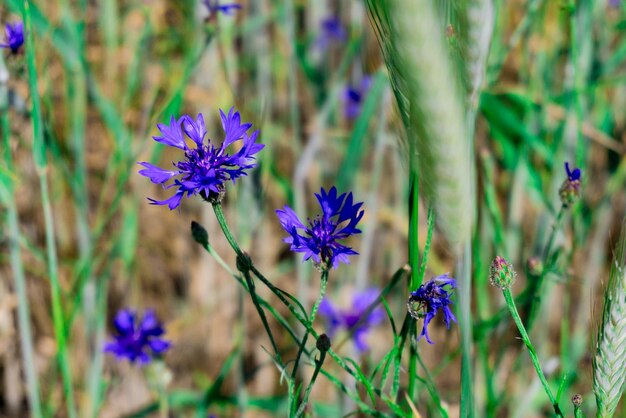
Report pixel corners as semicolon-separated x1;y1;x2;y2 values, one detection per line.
489;256;516;289
191;221;209;247
526;257;543;277
316;334;331;352
236;252;253;273
571;394;582;408
559;162;582;207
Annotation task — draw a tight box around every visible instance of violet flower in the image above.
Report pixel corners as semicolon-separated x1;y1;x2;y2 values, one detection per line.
276;187;364;270
104;309;171;364
0;22;24;54
203;0;242;16
343;76;372;119
318;289;384;352
138;108;264;209
316;16;347;50
408;274;457;344
559;161;582;206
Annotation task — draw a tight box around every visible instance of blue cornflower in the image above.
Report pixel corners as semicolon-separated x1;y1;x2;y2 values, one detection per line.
316;16;347;50
318;288;384;352
104;309;171;364
203;0;242;16
276;187;364;270
138;108;264;209
0;22;24;54
408;274;457;344
565;161;581;182
342;76;372;120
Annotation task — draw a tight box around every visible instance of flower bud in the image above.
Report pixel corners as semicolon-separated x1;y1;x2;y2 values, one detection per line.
191;221;209;247
316;334;331;352
571;394;582;408
489;256;516;289
559;162;581;207
526;256;543;277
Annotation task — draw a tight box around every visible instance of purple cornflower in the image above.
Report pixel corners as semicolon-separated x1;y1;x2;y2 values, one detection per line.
104;309;171;364
342;76;372;119
318;289;385;352
203;0;242;16
138;108;264;209
276;187;364;270
316;16;347;50
408;274;457;344
565;161;581;182
0;22;24;54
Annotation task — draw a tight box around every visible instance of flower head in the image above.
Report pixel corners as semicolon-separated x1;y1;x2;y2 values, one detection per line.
408;274;457;344
276;187;364;269
559;162;582;207
104;309;171;364
0;22;24;54
316;16;347;50
138;108;264;209
342;76;372;119
318;289;384;352
203;0;242;16
489;256;516;289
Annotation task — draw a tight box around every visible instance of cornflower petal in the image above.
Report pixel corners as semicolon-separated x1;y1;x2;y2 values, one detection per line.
182;114;207;146
153;116;187;150
137;162;179;184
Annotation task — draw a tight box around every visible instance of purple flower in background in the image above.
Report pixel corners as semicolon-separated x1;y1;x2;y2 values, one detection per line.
609;0;620;8
319;289;385;352
276;187;364;270
343;76;372;119
104;309;171;364
0;22;24;54
408;274;457;344
138;108;264;209
203;0;242;16
316;16;347;50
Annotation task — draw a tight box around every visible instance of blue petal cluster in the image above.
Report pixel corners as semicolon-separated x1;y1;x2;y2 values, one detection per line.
318;289;384;352
316;16;347;50
0;22;24;54
139;108;264;209
408;274;457;344
276;187;364;269
343;76;372;119
104;309;171;364
565;162;581;181
203;0;242;15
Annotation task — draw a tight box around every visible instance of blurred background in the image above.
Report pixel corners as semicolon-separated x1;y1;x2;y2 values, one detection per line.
2;0;626;417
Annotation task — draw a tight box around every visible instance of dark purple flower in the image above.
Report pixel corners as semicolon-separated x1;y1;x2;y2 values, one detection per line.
316;16;347;50
276;187;364;270
138;108;264;209
0;22;24;54
609;0;620;8
203;0;242;16
408;274;457;344
104;309;171;364
342;76;372;119
318;289;384;352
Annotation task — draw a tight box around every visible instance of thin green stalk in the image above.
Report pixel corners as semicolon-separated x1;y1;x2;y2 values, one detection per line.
23;2;77;417
291;271;329;380
458;242;474;418
295;348;328;417
1;66;43;417
526;206;565;330
502;288;563;417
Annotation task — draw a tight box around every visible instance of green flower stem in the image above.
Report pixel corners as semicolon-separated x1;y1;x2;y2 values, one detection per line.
23;2;77;417
1;66;43;417
291;271;329;380
526;205;566;331
502;288;563;417
212;203;283;365
295;348;328;417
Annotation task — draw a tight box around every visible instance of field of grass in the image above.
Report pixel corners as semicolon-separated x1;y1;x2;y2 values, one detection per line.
2;0;626;417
